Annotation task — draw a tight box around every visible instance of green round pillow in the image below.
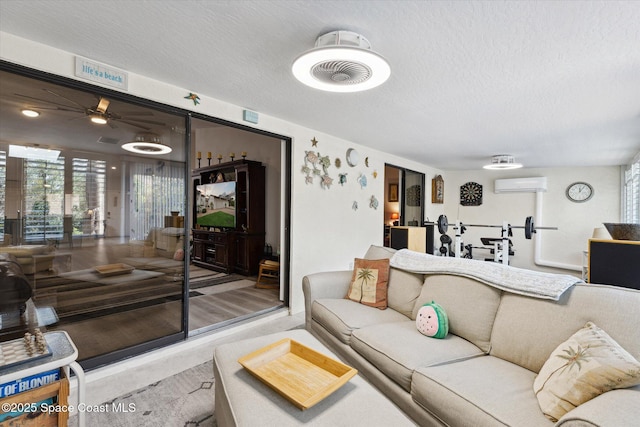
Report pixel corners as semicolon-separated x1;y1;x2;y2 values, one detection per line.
416;301;449;339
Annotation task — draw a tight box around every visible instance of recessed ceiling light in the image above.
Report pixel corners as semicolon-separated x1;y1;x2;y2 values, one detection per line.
122;133;172;155
21;109;40;118
292;30;390;93
483;155;523;170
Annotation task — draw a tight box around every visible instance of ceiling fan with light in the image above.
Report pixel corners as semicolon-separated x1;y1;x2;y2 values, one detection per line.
14;89;165;130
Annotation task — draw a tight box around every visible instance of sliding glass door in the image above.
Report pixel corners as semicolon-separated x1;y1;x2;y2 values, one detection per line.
0;64;189;369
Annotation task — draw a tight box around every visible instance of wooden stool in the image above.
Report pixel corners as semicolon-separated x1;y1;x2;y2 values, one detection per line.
256;259;279;289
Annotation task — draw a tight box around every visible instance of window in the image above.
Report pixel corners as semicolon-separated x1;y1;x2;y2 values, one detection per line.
23;157;65;242
623;153;640;223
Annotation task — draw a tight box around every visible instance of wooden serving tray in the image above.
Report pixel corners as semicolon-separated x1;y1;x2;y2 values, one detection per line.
94;263;135;276
238;338;357;410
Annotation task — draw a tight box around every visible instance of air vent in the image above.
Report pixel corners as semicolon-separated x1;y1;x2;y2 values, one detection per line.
97;136;120;145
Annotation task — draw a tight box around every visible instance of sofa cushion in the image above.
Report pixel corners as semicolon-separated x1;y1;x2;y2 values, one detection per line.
351;321;484;392
364;245;423;319
412;274;501;353
311;299;408;345
412;356;550;426
490;283;640;373
533;322;640;422
346;258;390;309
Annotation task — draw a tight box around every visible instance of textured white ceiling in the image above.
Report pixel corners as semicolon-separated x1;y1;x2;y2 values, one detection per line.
1;0;639;170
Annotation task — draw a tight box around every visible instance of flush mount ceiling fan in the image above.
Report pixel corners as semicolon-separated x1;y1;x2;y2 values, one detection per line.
15;89;165;130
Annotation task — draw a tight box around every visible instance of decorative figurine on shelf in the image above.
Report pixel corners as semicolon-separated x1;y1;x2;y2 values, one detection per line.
197;151;201;168
207;152;212;166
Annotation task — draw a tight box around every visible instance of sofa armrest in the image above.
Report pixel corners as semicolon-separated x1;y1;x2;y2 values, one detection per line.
555;386;640;427
302;270;352;330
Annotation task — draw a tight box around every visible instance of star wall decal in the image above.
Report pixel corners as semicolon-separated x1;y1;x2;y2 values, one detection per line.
185;92;200;105
311;137;318;147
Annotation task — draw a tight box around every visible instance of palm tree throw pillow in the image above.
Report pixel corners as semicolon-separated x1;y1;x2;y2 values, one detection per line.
533;321;640;421
345;258;390;309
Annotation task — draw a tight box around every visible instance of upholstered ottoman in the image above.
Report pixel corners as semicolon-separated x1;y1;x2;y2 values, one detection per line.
213;329;415;426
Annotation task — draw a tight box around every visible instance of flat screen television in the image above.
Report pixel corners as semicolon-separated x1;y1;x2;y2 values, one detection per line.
195;181;236;229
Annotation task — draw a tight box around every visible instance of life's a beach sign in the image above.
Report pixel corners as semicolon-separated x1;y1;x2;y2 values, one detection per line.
75;56;128;90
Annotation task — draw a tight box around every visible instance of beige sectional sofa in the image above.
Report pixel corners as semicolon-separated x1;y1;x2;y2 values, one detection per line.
303;245;640;427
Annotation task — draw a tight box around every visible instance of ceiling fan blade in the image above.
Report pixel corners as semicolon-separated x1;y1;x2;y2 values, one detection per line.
122;118;167;126
116;119;151;130
43;89;87;109
96;97;110;113
13;93;85;111
118;111;154;116
29;106;83;113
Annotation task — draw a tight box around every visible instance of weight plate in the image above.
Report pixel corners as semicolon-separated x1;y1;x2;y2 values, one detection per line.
525;216;534;239
437;214;448;234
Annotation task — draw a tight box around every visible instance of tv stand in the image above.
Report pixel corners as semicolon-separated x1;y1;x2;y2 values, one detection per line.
192;160;265;275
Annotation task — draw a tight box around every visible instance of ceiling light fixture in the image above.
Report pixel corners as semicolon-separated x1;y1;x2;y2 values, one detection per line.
21;109;40;118
122;133;172;155
292;30;391;92
90;113;108;125
483;155;523;170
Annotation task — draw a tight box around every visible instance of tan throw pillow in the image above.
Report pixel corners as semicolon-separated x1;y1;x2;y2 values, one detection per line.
533;322;640;422
345;258;390;309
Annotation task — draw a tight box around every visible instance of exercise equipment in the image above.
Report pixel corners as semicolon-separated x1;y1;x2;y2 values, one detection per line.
437;215;556;240
436;215;558;265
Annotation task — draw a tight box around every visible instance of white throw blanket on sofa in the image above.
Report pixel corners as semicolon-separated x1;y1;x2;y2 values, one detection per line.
390;249;582;300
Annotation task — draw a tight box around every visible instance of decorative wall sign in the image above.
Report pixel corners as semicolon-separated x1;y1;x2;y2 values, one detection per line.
75;56;128;90
460;182;483;206
432;175;444;204
406;185;422;206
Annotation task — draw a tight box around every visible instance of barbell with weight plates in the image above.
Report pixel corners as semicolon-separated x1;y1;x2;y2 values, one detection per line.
437;215;557;240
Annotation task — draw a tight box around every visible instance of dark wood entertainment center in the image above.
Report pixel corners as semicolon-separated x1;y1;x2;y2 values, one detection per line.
192;160;265;275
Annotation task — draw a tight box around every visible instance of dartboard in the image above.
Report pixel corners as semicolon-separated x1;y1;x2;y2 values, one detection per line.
460;182;483;206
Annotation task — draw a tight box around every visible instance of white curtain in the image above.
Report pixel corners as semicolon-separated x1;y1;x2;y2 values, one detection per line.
129;160;185;240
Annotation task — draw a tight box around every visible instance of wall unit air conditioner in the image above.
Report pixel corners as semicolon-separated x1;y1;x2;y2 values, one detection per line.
494;177;547;193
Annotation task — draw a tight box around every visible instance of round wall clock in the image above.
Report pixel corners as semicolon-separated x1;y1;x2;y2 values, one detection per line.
566;182;593;203
460;182;483;206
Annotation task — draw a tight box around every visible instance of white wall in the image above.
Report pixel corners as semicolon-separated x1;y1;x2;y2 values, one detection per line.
0;32;443;313
442;166;621;275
